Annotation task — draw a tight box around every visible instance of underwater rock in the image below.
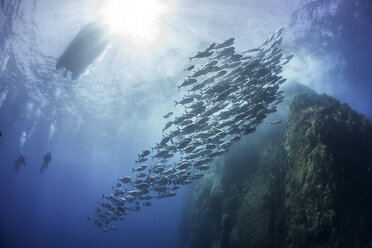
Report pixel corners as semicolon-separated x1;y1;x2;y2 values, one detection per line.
284;92;372;248
179;84;372;248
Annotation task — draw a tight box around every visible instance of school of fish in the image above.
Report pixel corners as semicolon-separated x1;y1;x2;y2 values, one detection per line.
88;28;292;232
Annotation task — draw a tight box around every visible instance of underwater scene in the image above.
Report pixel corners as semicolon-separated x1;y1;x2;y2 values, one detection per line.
0;0;372;247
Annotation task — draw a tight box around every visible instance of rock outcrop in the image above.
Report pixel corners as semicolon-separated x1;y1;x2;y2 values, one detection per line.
179;86;372;248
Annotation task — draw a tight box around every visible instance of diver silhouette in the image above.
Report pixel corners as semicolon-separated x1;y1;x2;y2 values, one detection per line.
40;152;52;173
14;155;26;173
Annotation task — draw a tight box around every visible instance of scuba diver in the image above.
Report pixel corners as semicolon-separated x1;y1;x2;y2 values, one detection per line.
14;155;26;173
40;152;52;173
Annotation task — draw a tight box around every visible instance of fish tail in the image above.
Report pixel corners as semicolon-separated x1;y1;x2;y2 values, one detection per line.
132;168;134;173
174;101;178;107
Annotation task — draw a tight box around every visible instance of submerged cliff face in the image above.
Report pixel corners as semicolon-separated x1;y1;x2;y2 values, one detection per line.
179;85;372;248
284;93;372;248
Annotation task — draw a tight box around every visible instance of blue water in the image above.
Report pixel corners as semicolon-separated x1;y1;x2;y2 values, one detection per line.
0;0;371;248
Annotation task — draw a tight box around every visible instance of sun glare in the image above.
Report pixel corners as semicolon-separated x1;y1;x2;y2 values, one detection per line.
97;0;171;48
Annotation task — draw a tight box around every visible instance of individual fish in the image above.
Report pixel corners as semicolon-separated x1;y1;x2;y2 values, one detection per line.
138;150;150;158
108;225;117;231
135;157;148;164
178;119;193;127
229;54;243;61
177;137;192;149
268;120;282;125
136;172;147;178
171;185;181;191
197;165;210;171
118;176;131;184
185;65;195;71
132;164;147;173
152;149;171;159
139;195;153;200
156;192;176;199
157;176;170;186
214;38;235;49
178;78;197;90
163;121;173;132
163;168;176;175
194;158;213;167
163;112;174;118
190;173;204;180
202;43;216;53
175;97;194;107
189;50;214;61
127;190;141;197
153;186;168;193
204;60;218;68
244;48;260;53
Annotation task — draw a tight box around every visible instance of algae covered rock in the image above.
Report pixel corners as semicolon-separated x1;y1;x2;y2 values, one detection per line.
285;93;372;248
179;86;372;248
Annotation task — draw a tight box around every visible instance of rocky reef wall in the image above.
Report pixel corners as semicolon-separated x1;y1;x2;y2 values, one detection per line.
179;86;372;248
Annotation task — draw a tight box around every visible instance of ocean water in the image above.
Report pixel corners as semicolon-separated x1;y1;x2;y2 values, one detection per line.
0;0;371;248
